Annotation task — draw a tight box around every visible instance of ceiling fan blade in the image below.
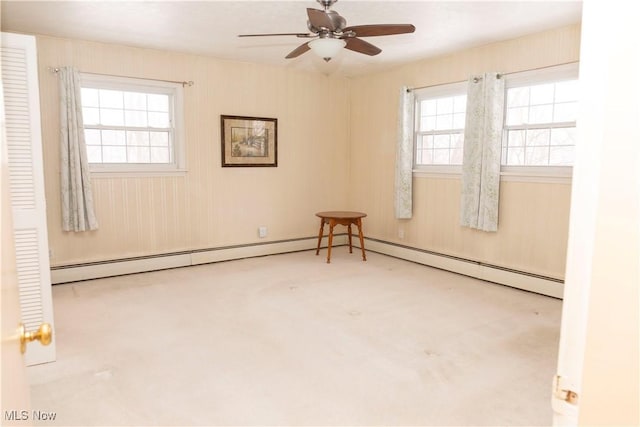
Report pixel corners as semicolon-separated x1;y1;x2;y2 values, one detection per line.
307;8;345;31
344;37;382;56
285;41;311;59
343;24;416;37
239;33;313;38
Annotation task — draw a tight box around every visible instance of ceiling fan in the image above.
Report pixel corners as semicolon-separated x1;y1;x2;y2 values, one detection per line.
238;0;416;62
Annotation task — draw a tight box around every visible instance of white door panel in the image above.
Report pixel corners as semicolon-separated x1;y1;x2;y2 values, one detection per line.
1;32;56;366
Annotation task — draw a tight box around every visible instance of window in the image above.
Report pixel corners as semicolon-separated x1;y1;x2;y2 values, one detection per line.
503;78;578;166
414;82;467;169
412;63;579;179
80;74;184;173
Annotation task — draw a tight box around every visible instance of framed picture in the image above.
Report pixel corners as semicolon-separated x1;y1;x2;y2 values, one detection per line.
221;115;278;167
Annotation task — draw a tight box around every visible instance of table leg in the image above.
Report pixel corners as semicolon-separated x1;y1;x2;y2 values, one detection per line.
327;220;335;263
348;224;353;253
357;218;367;261
316;218;325;255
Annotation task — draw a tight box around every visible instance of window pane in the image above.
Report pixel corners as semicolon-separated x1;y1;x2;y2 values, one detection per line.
555;80;579;103
452;113;465;129
421;116;436;132
125;110;148;127
529;105;553;124
148;112;169;128
435;114;453;130
127;131;150;146
506;107;528;126
86;146;102;163
100;108;124;126
432;149;449;164
102;146;127;163
450;133;464;149
102;130;126;146
453;95;466;113
436;97;454;114
553;102;578;122
127;146;150;163
550;146;575;165
423;135;434;149
150;147;170;163
422;99;437;115
550;127;577;146
81;88;99;107
530;83;554;105
99;89;123;109
150;132;169;147
506;147;525;165
84;129;101;145
147;94;169;112
526;129;551;147
525;146;550;165
507;87;530;107
433;134;450;149
416;148;432;165
450;148;463;164
124;92;147;110
83;107;100;125
506;130;525;147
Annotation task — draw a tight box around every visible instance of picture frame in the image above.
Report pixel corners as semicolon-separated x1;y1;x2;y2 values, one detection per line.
221;115;278;167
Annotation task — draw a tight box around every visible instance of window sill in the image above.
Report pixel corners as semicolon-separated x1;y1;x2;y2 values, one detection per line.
90;168;187;178
413;166;572;184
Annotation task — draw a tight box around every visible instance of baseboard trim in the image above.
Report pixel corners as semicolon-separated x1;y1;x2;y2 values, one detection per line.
51;235;348;284
363;238;564;299
50;235;563;299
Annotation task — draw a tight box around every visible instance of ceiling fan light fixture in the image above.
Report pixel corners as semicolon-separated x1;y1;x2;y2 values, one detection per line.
309;37;346;61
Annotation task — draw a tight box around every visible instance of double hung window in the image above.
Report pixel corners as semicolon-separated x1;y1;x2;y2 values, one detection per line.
503;74;578;167
413;63;579;177
414;81;467;170
80;74;185;174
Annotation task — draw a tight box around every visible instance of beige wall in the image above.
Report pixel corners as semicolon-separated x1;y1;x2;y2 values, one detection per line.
36;36;350;266
348;24;581;279
37;24;581;278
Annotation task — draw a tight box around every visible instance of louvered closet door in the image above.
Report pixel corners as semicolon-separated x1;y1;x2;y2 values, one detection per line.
1;32;56;365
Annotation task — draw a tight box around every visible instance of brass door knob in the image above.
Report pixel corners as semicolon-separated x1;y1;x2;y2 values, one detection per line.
19;323;52;354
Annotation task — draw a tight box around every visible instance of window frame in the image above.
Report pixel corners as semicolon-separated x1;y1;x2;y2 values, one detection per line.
411;63;579;182
412;81;468;174
502;62;579;177
80;73;186;176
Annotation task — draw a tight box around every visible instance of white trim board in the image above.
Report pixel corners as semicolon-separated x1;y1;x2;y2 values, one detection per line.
50;236;348;284
51;235;563;299
363;239;563;299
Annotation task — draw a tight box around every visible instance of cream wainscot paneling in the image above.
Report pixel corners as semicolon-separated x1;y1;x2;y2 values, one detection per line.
35;35;350;276
348;24;581;293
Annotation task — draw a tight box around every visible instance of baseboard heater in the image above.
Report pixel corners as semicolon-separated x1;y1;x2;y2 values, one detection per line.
50;235;563;298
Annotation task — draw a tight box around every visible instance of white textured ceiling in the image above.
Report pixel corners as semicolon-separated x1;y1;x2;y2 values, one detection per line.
0;0;582;77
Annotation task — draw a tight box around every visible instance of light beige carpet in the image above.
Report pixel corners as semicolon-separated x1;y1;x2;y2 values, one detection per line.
28;250;561;426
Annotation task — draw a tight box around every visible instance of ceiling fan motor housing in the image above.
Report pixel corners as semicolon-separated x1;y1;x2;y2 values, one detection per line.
238;0;415;60
317;0;338;10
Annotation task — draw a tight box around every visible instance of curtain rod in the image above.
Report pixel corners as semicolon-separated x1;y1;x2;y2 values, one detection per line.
48;67;194;87
406;60;579;92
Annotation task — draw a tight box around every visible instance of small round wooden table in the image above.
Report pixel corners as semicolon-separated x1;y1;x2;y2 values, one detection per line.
315;211;367;264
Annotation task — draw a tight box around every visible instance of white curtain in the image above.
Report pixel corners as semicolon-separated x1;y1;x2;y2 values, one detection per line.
395;86;414;219
460;72;504;232
58;67;98;232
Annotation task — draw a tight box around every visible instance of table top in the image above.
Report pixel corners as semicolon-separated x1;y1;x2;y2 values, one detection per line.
316;211;367;219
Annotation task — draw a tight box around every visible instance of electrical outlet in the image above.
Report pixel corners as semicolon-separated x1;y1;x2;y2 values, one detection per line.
258;226;267;238
398;228;405;239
